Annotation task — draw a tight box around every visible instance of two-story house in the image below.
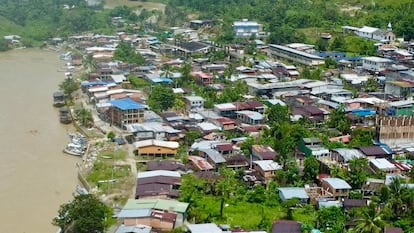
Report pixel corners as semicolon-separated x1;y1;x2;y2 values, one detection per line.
184;95;205;112
253;160;282;184
321;177;352;199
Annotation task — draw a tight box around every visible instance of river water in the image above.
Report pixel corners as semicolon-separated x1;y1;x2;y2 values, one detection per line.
0;49;79;232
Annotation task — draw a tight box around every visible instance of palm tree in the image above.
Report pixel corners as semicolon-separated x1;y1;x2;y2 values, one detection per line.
76;108;93;127
160;64;174;79
354;203;385;233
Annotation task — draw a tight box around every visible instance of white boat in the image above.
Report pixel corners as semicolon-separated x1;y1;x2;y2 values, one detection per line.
63;133;87;157
75;185;88;196
63;146;84;156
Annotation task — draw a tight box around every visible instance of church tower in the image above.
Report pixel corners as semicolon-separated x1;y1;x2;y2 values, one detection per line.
387;22;392;31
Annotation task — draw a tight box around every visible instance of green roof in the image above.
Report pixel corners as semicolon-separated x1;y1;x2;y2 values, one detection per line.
123;199;189;213
154;199;189;213
124;199;157;210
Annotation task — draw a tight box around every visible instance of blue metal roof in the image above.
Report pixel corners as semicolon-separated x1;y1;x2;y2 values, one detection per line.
151;78;173;84
110;98;145;111
81;81;111;87
351;109;376;117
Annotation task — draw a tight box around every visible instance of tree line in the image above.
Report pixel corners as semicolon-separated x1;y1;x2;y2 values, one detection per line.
167;0;414;43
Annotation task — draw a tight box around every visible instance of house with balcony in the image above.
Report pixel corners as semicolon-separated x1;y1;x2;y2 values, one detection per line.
108;98;145;129
192;71;214;86
362;56;393;73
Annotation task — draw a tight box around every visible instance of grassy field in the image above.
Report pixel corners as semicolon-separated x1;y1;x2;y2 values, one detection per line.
104;0;166;12
190;196;316;230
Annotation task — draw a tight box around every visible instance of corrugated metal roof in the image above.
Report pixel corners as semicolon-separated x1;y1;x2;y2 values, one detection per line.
110;98;145;110
322;178;352;189
122;199;189;213
278;187;309;200
187;223;222;233
115;224;152;233
117;209;152;218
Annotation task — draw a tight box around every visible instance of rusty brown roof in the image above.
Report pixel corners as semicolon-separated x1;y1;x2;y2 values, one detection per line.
272;220;301;233
358;146;388;156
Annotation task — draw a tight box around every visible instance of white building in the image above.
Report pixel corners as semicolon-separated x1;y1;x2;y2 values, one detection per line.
233;19;261;38
184;95;205;111
343;23;395;43
362;56;393;73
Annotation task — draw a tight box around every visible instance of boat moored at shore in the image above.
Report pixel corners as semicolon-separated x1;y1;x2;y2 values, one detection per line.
53;91;65;107
63;133;88;157
59;107;72;124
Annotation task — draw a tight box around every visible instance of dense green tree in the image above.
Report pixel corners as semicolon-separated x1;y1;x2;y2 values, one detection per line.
59;77;80;101
327;106;351;134
354;203;385;233
160;64;174;79
247;185;266;203
128;75;150;89
347;158;369;189
267;104;290;125
349;128;374;147
53;194;112;233
215;168;237;217
325;58;337;69
364;78;379;93
216;80;248;103
180;62;192;83
240;136;254;156
282;198;299;220
113;42;145;65
303;156;320;182
147;85;175;112
107;131;115;141
317;206;346;233
179;174;206;203
75;108;93;127
184;130;201;146
330;36;346;52
315;38;329;51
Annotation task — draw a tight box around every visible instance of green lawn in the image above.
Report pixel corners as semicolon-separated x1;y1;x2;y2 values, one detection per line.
188;196;316;231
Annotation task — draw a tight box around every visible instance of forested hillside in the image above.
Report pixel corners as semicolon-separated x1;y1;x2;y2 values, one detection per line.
166;0;414;42
0;0;112;46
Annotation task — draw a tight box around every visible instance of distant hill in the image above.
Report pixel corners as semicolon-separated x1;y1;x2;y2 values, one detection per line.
166;0;414;41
